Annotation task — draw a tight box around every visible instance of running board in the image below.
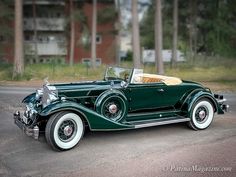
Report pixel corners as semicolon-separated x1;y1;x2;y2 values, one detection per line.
134;118;190;129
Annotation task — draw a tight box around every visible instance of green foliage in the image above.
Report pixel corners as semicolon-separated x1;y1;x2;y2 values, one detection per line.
197;0;236;57
140;0;236;58
0;0;14;41
98;6;117;24
140;1;155;49
73;10;87;24
121;50;133;61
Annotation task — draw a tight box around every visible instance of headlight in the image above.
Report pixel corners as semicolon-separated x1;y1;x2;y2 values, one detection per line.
46;92;58;105
35;88;43;100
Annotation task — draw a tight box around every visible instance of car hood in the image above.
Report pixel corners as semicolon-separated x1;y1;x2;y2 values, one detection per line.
51;80;120;98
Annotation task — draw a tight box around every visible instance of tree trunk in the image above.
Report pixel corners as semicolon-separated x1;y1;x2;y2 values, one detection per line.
189;0;197;60
192;0;197;58
115;0;121;65
91;0;97;68
154;0;164;74
13;0;24;78
132;0;141;68
189;0;193;58
69;0;75;66
171;0;178;68
32;0;38;63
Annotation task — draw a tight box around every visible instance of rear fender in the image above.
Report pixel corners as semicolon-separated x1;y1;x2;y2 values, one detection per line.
181;90;223;117
39;100;133;131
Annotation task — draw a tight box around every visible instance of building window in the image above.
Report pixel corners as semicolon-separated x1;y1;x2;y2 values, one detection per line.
25;34;32;42
82;58;102;66
56;12;62;18
96;35;102;44
96;58;102;65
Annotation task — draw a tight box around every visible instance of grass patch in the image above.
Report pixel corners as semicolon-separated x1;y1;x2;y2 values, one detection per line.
0;56;235;91
0;63;107;81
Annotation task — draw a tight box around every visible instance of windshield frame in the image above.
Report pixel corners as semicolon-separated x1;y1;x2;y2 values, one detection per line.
104;67;133;82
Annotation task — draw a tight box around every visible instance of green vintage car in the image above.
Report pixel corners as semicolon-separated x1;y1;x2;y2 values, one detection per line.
14;67;228;151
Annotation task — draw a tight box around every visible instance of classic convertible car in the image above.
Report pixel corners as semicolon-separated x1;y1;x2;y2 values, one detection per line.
14;67;228;151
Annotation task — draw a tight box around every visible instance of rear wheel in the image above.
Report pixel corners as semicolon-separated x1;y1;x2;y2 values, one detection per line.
45;111;84;151
188;99;214;130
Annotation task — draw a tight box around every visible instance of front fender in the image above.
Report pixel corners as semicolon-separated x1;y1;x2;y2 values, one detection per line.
39;100;133;131
22;93;36;104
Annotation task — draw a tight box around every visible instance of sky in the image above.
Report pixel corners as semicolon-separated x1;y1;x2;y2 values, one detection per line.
118;0;151;28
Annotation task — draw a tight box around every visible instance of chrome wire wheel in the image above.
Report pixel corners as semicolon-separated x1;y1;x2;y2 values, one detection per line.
58;119;77;142
103;100;122;120
195;106;209;124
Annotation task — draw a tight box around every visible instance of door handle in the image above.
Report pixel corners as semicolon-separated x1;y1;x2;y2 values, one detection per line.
157;88;164;92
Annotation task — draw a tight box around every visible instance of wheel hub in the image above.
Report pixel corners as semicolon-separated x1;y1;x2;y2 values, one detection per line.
63;125;73;136
109;104;118;114
199;110;206;120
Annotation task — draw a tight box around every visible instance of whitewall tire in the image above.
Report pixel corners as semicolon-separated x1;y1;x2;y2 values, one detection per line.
188;99;214;130
45;111;84;151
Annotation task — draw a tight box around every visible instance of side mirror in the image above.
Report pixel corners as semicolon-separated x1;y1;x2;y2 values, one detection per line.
121;81;128;88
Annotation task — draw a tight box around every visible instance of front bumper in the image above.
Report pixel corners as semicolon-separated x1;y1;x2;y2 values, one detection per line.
13;111;39;140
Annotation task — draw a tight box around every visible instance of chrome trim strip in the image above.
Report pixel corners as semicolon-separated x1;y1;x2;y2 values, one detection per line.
127;110;179;117
134;118;190;128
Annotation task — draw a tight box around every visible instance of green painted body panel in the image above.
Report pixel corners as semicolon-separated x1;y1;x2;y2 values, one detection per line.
54;81;112;98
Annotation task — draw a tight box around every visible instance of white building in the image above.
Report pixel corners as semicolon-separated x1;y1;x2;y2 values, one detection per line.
142;49;185;63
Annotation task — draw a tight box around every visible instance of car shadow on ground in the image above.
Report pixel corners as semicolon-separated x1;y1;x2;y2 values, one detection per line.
37;122;190;151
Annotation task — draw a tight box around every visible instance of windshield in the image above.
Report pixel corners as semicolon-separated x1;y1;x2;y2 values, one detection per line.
104;67;132;82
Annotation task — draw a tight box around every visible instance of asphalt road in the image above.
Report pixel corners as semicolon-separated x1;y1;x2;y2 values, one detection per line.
0;86;235;177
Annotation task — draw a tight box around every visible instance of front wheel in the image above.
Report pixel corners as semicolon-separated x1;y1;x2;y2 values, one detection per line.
188;99;214;130
45;111;84;151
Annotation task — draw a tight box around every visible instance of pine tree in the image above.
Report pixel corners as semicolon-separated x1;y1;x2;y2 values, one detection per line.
13;0;24;78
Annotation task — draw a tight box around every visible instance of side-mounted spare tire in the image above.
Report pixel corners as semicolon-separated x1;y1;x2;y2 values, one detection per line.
95;89;128;122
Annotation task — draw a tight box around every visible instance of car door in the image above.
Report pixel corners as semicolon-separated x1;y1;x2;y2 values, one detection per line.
124;82;169;112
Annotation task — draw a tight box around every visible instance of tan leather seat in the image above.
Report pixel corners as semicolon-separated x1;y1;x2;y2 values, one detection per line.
134;73;182;85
